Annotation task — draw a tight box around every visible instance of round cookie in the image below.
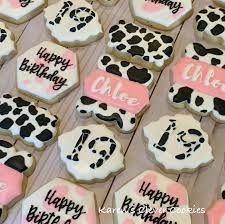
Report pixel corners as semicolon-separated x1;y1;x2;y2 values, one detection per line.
17;41;79;104
0;0;47;24
130;0;193;30
114;170;191;224
21;178;99;224
143;114;213;173
44;0;103;47
59;124;124;183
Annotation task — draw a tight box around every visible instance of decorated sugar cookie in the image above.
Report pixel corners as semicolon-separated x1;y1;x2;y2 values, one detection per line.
207;182;225;223
21;178;98;224
59;124;124;183
107;20;174;71
0;22;16;65
98;54;154;88
0;140;35;224
168;42;225;123
130;0;193;30
114;170;191;224
143;114;213;173
0;0;46;24
44;0;103;47
195;5;225;46
17;41;79;104
76;69;150;133
214;0;225;8
0;94;59;149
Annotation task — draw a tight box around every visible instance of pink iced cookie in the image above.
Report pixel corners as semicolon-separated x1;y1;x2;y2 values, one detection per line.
22;178;98;224
114;170;191;224
130;0;193;30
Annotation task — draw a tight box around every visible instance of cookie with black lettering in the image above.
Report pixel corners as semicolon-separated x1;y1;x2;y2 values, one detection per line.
21;178;99;224
195;5;225;46
0;93;59;149
17;41;79;104
59;124;124;183
143;114;213;173
130;0;193;30
0;140;35;224
44;0;103;47
0;0;47;24
107;20;174;71
168;42;225;123
114;170;191;224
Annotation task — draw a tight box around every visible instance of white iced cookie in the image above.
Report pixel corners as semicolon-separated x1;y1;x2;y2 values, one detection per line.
130;0;193;30
17;41;79;104
114;170;191;224
58;124;124;183
0;22;16;65
21;178;98;224
44;0;103;47
143;114;213;173
0;0;46;24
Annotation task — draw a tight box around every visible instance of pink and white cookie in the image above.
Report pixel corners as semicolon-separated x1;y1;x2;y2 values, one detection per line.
17;41;79;104
58;124;124;183
130;0;193;30
21;178;98;224
0;0;47;24
143;114;214;173
0;140;35;224
114;170;191;224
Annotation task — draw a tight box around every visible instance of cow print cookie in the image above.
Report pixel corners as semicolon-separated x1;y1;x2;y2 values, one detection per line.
44;0;103;47
130;0;193;30
0;22;16;66
114;170;191;224
58;124;124;183
143;114;213;173
21;178;98;224
168;43;225;123
0;0;46;24
0;140;35;224
195;5;225;46
207;182;225;224
17;41;79;104
76;69;150;133
0;94;59;149
98;54;154;88
107;20;174;71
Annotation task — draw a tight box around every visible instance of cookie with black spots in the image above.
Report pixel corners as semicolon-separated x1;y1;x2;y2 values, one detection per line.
58;124;124;183
0;141;35;224
0;94;59;149
169;43;225;123
196;5;225;46
107;20;174;71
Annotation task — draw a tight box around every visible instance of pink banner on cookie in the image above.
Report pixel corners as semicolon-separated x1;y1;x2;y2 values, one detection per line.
84;69;149;114
172;57;225;100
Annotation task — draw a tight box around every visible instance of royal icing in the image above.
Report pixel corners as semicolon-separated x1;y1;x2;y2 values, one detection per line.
130;0;192;30
0;94;59;149
0;22;15;65
58;124;124;182
143;114;213;172
0;0;46;23
196;5;225;46
17;41;79;103
114;170;191;224
107;20;174;70
97;54;154;88
0;140;34;223
21;178;98;224
44;0;103;45
168;43;225;123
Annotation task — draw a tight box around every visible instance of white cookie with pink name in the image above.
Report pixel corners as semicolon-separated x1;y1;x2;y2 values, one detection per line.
130;0;193;30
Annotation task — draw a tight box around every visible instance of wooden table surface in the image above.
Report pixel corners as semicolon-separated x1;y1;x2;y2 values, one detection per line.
1;0;224;223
